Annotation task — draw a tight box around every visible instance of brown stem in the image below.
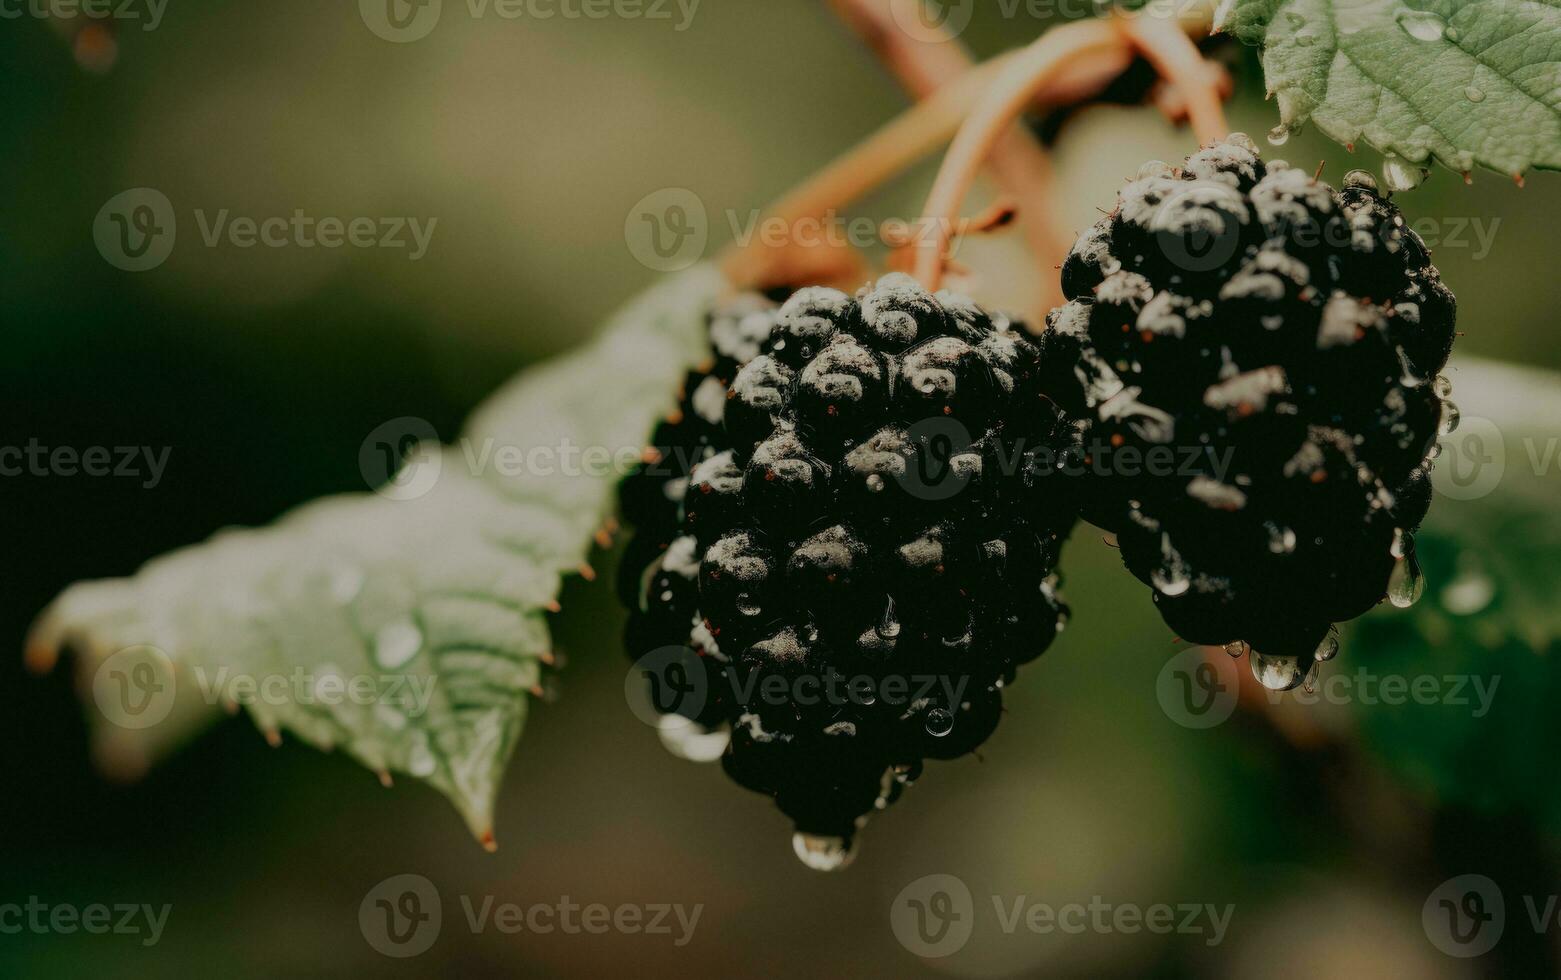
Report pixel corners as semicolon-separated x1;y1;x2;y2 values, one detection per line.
912;18;1123;290
829;0;1083;316
1115;8;1229;146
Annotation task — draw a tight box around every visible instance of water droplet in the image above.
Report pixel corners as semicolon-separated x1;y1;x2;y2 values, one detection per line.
1137;160;1175;180
1464;85;1486;103
1442;562;1496;616
1397;9;1446;42
865;474;885;493
1227;132;1259;154
1224;640;1248;659
1343;169;1380;193
1426;442;1443;461
792;832;856;871
924;707;955;737
374;620;423;670
1302;658;1322;694
1433;374;1454;398
657;715;729;763
1250;649;1307;691
1383;154;1431;192
1265;522;1298;554
1390;527;1411;560
877;597;901;638
736;593;762;617
1440;400;1462;435
1314;633;1340;662
1388;550;1426;608
1267;125;1291;147
1445;25;1462;43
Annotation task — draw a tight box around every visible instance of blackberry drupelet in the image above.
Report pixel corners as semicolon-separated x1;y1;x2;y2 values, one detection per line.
1040;135;1457;688
619;275;1079;865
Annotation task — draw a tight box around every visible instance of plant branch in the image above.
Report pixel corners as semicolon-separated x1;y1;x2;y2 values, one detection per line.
1115;7;1229;146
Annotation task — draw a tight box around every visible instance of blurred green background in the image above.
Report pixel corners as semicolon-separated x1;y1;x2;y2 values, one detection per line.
4;2;1561;977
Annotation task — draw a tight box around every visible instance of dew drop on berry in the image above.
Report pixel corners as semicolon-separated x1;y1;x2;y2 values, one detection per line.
657;715;730;763
1224;640;1248;659
736;592;763;617
1250;648;1307;691
1302;658;1322;694
1390;527;1411;559
924;707;955;737
1439;400;1461;435
1388;550;1426;608
1433;374;1454;398
866;474;885;493
792;832;856;871
1314;633;1340;662
877;597;901;638
1342;169;1380;194
1265;523;1298;555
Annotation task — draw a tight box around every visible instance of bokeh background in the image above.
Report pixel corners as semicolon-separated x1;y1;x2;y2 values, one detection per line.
4;2;1561;977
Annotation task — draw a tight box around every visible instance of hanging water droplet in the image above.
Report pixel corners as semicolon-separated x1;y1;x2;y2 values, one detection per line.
877;597;901;638
1224;640;1248;659
1265;522;1298;554
865;474;885;493
792;832;856;871
1151;536;1191;596
924;707;955;737
1302;658;1322;694
1433;374;1454;398
1442;561;1496;616
1250;649;1307;691
1397;9;1446;42
1464;85;1486;103
1314;633;1340;662
1440;400;1462;435
1227;132;1259;154
1266;125;1291;147
1342;169;1380;193
1426;442;1443;461
1388;550;1426;608
736;592;762;617
1383;154;1431;192
1390;527;1411;560
657;715;730;763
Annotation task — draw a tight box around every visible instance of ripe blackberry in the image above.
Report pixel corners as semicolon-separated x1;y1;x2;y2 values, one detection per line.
620;275;1078;865
1040;136;1457;688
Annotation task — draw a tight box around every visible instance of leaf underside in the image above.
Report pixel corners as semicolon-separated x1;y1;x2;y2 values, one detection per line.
27;264;724;845
1218;0;1561;176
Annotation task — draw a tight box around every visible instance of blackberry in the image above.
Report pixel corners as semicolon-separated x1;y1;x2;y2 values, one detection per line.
1040;136;1457;688
619;275;1078;865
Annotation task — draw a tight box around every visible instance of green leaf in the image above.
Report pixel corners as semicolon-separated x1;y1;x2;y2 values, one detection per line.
1344;356;1561;827
27;264;725;846
1217;0;1561;175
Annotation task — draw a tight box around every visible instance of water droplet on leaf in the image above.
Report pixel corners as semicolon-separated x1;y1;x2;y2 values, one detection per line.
1396;10;1446;42
1267;125;1291;147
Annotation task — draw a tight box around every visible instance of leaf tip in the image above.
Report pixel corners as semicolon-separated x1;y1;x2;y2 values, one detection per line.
480;829;498;853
